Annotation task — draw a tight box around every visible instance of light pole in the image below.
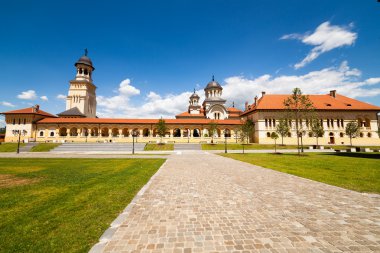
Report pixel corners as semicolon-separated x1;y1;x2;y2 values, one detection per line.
187;129;190;143
132;130;137;154
224;130;227;154
12;129;27;154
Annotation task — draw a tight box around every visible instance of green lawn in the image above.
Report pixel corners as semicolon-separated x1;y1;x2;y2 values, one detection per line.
202;143;299;150
221;152;380;193
0;158;165;253
30;143;61;152
0;143;25;152
144;143;174;151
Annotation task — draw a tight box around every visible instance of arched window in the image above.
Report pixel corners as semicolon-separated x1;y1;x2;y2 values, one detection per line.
368;133;372;138
23;119;26;124
39;131;44;137
265;119;268;127
339;132;344;138
12;118;15;125
308;132;313;137
266;132;270;137
287;132;291;137
359;133;364;138
18;118;21;125
143;128;150;137
173;128;181;137
50;132;54;137
84;69;88;75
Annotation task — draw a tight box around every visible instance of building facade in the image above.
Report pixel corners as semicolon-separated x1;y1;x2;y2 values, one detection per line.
1;52;380;145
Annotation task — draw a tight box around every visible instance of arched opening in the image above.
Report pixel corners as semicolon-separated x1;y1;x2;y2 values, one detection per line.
70;127;78;136
267;132;271;138
359;132;364;138
50;131;55;137
132;128;140;137
287;132;291;137
308;132;313;137
173;128;181;137
329;132;335;144
91;127;98;136
224;129;231;137
152;128;158;137
59;127;67;137
364;118;370;128
101;128;109;137
39;131;44;137
193;128;200;137
82;127;89;137
216;129;221;137
339;132;344;138
112;128;119;137
143;128;150;137
122;128;129;137
367;132;372;138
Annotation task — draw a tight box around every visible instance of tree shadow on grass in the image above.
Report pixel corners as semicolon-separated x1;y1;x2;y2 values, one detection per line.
322;152;380;160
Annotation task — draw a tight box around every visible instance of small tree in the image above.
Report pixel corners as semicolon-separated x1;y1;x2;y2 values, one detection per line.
284;88;315;155
345;121;360;146
270;132;279;153
156;118;168;144
276;118;290;145
310;119;324;146
377;127;380;139
240;119;254;144
208;121;218;144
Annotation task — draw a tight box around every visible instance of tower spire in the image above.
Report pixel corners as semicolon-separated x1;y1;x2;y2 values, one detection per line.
212;75;214;81
84;48;88;56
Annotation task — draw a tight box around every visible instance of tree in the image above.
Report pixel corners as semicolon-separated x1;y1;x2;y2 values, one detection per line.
377;127;380;139
345;121;360;146
284;88;315;155
208;121;218;144
310;119;324;146
270;132;279;153
240;119;254;144
275;118;290;145
156;118;168;144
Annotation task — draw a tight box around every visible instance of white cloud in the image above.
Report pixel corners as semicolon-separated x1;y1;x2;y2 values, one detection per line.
17;90;37;100
1;101;15;107
281;21;357;69
96;62;380;118
56;94;66;100
40;96;48;101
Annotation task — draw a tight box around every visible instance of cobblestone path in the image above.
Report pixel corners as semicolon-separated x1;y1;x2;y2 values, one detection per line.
102;152;380;252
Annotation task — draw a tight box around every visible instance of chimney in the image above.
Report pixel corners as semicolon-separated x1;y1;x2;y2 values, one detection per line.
261;91;266;97
245;101;248;111
329;90;336;98
254;96;258;106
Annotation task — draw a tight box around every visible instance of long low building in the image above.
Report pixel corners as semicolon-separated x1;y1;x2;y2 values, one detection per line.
1;52;380;145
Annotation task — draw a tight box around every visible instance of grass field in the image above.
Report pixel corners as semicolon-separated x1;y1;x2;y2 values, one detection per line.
202;143;299;150
0;158;165;252
0;143;25;152
30;143;61;152
221;152;380;193
144;143;174;151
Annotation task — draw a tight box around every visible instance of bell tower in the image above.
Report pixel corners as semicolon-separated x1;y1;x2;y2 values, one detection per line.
188;89;201;114
65;49;97;118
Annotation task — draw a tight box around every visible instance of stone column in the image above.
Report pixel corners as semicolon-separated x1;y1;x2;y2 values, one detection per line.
169;129;173;138
118;129;123;138
108;129;112;137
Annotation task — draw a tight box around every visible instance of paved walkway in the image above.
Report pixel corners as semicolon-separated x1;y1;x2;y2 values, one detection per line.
95;151;380;253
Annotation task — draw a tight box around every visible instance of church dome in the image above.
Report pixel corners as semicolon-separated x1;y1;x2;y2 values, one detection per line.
190;91;200;99
75;49;94;69
204;76;222;90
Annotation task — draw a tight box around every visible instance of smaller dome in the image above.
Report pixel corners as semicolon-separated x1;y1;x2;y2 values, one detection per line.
204;76;222;90
190;90;200;99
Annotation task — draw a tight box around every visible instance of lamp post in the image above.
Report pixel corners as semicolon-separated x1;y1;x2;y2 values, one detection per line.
224;130;227;154
187;129;190;143
132;130;137;154
12;129;27;154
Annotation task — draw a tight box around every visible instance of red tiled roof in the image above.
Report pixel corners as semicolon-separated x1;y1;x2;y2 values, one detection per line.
175;111;206;118
37;117;242;125
1;107;57;118
241;93;380;115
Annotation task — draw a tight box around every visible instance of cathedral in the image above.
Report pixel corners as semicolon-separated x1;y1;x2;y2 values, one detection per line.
1;52;380;145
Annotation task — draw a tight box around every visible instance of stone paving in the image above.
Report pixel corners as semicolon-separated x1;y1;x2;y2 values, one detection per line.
98;151;380;252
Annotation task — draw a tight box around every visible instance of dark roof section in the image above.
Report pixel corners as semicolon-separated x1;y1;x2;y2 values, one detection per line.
57;107;86;117
75;49;94;69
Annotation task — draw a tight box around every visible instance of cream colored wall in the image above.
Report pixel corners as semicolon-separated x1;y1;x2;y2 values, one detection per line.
251;110;380;145
34;123;240;143
4;115;36;142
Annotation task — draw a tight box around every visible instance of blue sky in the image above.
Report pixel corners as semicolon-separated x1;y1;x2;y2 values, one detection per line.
0;0;379;122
